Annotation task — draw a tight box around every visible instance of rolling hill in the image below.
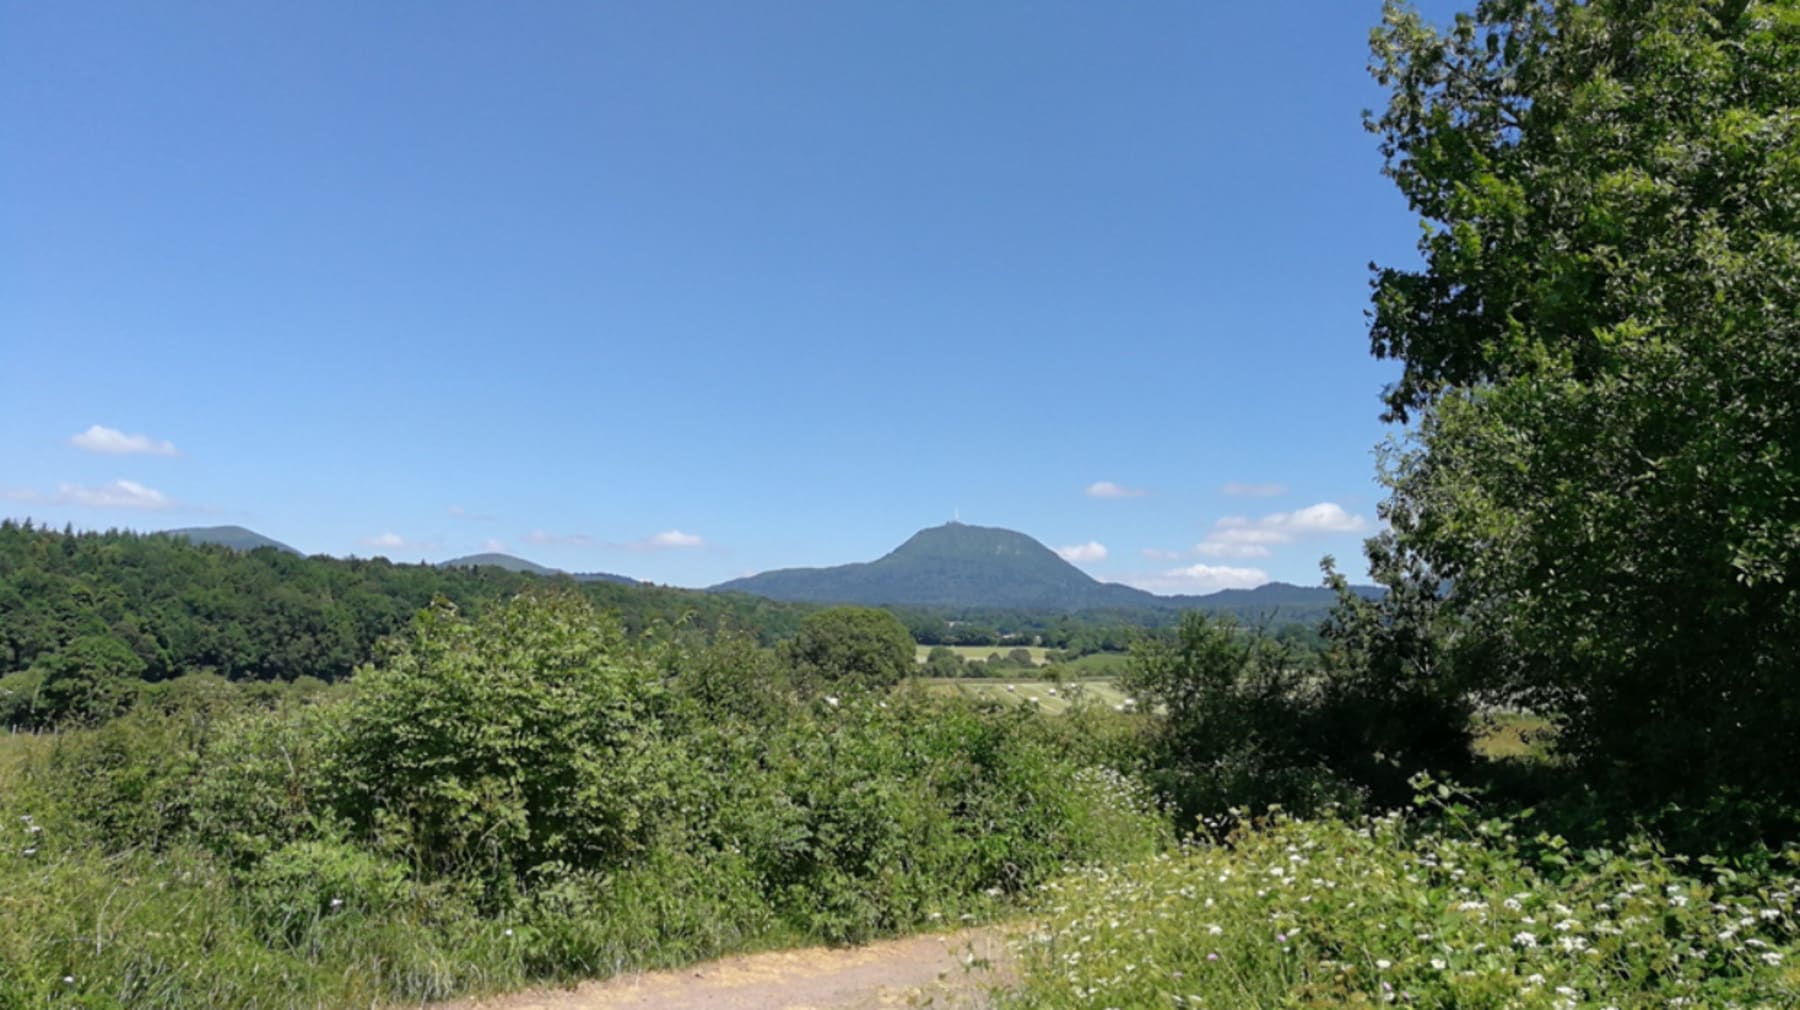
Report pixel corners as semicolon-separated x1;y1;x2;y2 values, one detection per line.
160;525;301;554
438;552;637;585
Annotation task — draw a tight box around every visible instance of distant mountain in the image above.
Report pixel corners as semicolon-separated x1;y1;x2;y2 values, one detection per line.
438;552;559;576
713;522;1158;611
438;552;638;585
161;525;301;555
1169;581;1383;623
712;521;1376;619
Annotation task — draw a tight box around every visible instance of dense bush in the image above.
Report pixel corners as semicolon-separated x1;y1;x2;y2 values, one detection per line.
0;592;1166;1007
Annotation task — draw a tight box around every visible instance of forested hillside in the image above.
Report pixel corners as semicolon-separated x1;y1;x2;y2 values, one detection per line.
0;521;814;724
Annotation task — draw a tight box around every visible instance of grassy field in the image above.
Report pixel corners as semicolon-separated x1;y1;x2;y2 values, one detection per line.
914;645;1053;665
917;677;1136;714
912;647;1133;672
1060;651;1130;675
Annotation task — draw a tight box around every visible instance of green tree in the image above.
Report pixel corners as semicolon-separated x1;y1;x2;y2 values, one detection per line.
921;645;965;678
32;634;145;725
1364;0;1800;822
784;606;917;693
1123;613;1347;826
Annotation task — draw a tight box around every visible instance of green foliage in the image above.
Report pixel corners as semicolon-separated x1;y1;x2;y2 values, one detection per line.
1006;793;1800;1009
0;521;815;729
921;644;967;677
32;634;145;725
330;595;676;892
0;593;1165;1007
782;606;917;693
1363;0;1800;834
1124;613;1354;825
1316;550;1477;799
242;838;412;948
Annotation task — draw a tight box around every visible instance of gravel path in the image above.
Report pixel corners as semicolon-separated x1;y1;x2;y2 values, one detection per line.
430;927;1015;1010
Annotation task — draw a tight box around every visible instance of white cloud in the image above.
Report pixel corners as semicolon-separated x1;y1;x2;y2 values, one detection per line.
639;530;705;550
1274;502;1368;534
1140;547;1181;561
69;425;178;456
525;530;594;546
1222;481;1287;497
448;505;497;521
359;532;439;554
55;480;173;510
480;538;506;552
1085;481;1147;499
1126;563;1270;594
1055;541;1108;563
1193;501;1369;557
2;488;40;503
1193;540;1274;559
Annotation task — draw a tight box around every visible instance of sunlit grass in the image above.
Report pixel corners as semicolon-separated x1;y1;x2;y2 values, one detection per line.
1003;795;1800;1009
1472;711;1559;762
918;678;1136;715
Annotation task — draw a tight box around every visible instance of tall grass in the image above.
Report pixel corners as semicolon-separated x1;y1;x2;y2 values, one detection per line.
1003;788;1800;1009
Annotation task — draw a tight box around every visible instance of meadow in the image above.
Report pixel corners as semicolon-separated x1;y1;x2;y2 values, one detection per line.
920;676;1136;715
1003;793;1800;1009
915;645;1055;665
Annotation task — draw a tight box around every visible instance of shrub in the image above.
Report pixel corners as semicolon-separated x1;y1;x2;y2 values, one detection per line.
327;594;681;893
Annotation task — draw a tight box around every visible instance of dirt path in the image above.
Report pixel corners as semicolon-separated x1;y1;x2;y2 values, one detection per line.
433;928;1016;1010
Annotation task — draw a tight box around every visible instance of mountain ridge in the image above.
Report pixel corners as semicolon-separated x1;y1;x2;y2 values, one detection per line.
161;525;302;555
711;521;1372;615
438;552;638;585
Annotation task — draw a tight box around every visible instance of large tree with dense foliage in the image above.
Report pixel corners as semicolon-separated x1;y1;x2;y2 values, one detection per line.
782;606;917;693
1364;0;1800;819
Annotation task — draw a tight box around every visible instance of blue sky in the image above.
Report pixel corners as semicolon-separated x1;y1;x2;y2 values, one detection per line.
2;1;1461;592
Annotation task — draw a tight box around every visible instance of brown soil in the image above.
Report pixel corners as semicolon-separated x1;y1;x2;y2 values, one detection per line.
431;927;1015;1010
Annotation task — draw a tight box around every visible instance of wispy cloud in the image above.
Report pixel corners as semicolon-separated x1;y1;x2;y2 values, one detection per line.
1085;481;1147;499
480;538;506;552
1055;541;1108;564
633;530;706;551
1221;481;1286;497
55;480;174;510
1125;563;1270;594
1150;502;1370;562
69;425;178;456
525;530;594;546
1192;537;1277;559
522;529;706;551
448;505;497;522
360;532;439;554
2;488;40;503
